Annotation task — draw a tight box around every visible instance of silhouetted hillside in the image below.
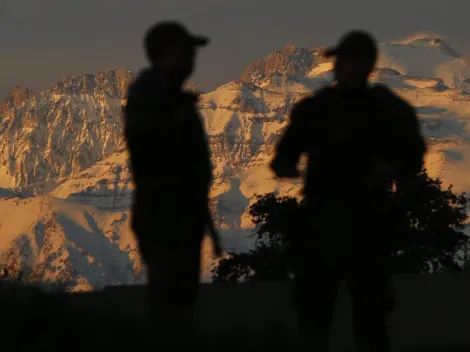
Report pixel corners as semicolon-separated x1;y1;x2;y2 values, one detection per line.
2;275;470;351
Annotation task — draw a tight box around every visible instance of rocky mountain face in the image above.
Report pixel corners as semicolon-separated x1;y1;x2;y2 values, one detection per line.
0;69;133;193
0;68;203;196
0;195;142;291
241;45;329;85
1;35;470;289
240;44;333;94
0;193;224;290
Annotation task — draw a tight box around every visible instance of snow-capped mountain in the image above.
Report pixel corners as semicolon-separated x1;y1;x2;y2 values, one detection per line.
240;44;332;93
1;34;470;289
0;192;228;290
378;35;460;78
0;194;142;290
0;69;132;193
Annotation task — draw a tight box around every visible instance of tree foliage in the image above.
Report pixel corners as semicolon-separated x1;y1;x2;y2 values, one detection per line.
212;170;469;282
389;171;468;273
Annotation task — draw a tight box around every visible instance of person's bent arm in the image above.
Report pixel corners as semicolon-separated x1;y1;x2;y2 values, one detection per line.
270;100;310;178
393;101;427;183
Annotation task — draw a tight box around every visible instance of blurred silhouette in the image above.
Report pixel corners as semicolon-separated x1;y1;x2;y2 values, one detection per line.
270;30;426;352
123;21;215;340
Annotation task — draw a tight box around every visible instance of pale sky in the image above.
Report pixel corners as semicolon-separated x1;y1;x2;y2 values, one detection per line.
1;0;470;97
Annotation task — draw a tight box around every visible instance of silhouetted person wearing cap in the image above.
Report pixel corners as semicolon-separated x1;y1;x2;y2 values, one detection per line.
271;31;426;352
123;21;213;341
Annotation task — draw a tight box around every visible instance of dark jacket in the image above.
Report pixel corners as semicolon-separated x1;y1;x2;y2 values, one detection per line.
123;69;212;226
271;84;426;206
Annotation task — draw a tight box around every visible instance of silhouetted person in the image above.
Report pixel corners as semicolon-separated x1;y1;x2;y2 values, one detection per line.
270;31;426;352
123;21;212;341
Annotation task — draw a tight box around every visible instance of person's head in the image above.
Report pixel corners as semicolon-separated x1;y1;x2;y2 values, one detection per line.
325;31;378;89
144;21;209;82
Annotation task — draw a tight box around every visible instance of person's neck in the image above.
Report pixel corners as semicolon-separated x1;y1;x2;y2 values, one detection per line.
336;80;369;91
149;65;185;90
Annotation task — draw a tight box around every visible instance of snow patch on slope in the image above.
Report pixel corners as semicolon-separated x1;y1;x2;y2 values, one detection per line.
0;195;251;287
51;151;132;210
308;62;333;76
378;35;460;78
434;56;470;92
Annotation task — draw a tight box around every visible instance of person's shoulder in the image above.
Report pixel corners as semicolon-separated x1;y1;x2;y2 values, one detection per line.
370;84;420;133
308;86;335;100
294;86;334;109
370;83;413;109
180;91;200;106
127;68;170;102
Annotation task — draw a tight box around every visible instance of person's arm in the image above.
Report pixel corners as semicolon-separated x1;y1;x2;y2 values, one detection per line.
124;86;178;187
270;99;311;178
365;87;426;191
392;98;427;183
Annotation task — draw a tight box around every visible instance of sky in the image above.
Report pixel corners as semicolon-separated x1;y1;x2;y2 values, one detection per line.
1;0;470;97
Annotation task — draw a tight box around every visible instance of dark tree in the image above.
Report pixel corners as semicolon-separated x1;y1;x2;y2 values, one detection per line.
212;194;300;282
389;171;469;273
212;170;469;282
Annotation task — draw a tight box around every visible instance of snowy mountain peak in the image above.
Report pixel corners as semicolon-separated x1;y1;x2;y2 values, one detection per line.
240;44;330;88
278;44;297;52
395;34;460;56
47;68;134;99
377;36;462;79
6;86;34;106
0;69;131;192
0;86;35;116
183;81;203;94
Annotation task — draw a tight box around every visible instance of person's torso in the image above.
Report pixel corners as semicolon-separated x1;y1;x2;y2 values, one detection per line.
124;71;212;200
302;85;395;204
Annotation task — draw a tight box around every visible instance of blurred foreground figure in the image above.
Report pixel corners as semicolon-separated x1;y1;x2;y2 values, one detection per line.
123;21;214;340
270;31;426;352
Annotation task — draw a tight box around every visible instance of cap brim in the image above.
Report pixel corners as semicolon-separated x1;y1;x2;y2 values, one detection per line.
324;47;338;57
190;35;210;47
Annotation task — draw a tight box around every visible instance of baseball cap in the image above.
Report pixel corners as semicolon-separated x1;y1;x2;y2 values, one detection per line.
325;30;378;62
144;21;209;58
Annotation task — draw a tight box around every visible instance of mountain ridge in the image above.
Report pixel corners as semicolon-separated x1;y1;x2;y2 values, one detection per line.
1;35;470;289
